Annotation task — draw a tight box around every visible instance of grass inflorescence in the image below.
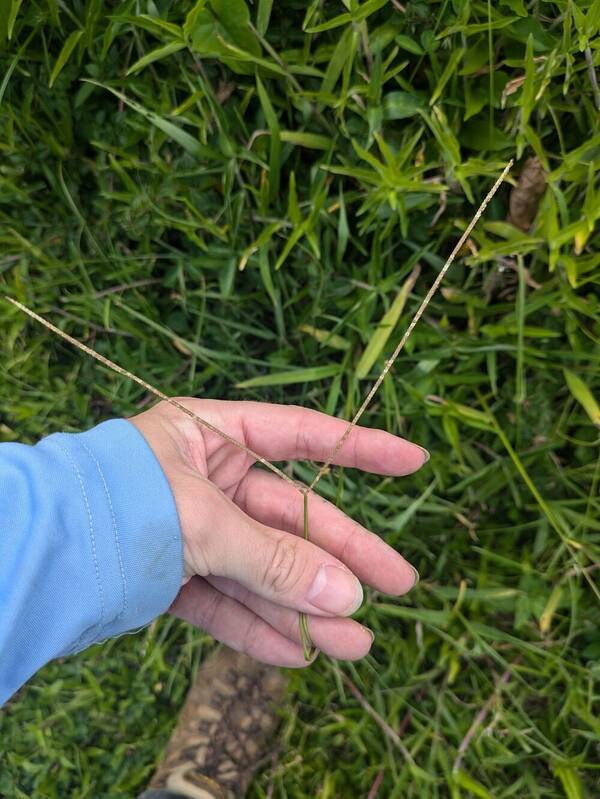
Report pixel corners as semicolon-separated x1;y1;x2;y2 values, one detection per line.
5;157;512;665
1;2;600;798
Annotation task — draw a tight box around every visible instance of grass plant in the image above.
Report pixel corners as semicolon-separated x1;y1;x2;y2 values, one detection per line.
1;2;599;797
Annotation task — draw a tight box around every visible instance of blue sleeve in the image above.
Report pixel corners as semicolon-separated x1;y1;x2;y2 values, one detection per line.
0;418;184;705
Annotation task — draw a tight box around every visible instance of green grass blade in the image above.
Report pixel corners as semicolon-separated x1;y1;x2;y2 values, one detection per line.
126;41;186;76
82;79;218;159
355;265;420;379
564;369;600;427
48;29;83;88
236;364;340;388
256;74;281;200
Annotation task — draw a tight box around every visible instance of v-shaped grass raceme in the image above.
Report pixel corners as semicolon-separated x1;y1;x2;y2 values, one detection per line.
6;160;513;660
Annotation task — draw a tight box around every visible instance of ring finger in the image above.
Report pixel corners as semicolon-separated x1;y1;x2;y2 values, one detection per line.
206;574;373;661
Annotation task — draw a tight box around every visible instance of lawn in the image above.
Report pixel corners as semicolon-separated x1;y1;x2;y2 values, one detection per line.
1;1;599;797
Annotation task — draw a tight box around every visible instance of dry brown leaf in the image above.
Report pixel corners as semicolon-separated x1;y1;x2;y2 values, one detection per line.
501;75;526;107
507;156;547;232
216;81;236;104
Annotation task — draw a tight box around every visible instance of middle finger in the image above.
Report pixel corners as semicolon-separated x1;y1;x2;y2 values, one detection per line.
234;468;418;596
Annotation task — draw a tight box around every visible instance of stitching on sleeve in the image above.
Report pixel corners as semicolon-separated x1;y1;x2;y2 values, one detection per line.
80;441;127;622
54;441;105;647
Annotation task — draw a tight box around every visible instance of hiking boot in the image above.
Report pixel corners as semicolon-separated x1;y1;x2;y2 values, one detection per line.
138;646;287;799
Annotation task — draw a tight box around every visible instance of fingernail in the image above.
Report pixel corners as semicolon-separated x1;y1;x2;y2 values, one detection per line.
307;565;363;615
415;445;430;464
411;565;420;586
363;626;375;643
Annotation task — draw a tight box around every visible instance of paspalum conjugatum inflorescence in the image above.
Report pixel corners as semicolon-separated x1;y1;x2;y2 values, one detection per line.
6;161;512;660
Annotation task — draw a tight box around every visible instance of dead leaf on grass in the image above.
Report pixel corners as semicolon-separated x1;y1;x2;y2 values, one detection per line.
507;156;547;232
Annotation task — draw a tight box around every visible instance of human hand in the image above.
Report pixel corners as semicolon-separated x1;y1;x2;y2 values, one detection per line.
129;400;427;667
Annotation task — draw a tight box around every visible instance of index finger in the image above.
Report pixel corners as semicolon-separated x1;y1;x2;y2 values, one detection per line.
226;401;428;475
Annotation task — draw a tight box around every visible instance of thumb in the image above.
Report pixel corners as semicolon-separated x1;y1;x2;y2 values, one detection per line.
182;477;363;617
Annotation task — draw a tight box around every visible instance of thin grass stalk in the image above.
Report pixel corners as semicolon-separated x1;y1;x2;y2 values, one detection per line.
477;390;600;603
300;490;317;660
4;298;296;488
308;160;514;493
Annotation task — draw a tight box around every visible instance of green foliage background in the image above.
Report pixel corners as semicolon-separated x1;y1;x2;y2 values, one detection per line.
1;1;599;797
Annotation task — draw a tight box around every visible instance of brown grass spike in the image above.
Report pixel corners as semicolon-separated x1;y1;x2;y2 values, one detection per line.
4;297;297;489
309;159;513;493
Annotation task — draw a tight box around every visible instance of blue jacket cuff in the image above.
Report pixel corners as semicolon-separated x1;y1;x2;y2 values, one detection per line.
42;418;183;651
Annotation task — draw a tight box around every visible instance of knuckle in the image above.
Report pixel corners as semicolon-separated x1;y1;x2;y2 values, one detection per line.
194;585;222;631
339;526;360;565
286;612;303;643
281;494;304;536
262;536;302;597
294;418;311;460
240;615;266;657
